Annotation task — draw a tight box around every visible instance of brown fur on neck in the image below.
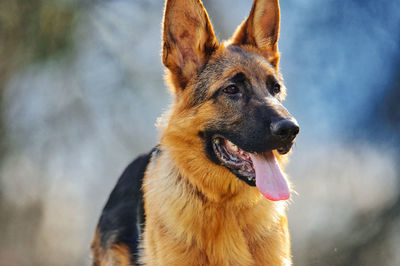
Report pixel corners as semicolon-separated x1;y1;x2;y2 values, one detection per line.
141;147;290;265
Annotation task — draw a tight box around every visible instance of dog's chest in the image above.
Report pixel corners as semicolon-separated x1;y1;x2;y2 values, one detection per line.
142;155;290;265
152;201;286;265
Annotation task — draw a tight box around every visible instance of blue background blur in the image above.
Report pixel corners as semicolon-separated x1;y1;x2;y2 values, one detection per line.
0;0;399;265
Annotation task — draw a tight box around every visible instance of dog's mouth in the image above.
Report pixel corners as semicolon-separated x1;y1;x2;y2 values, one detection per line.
212;135;291;201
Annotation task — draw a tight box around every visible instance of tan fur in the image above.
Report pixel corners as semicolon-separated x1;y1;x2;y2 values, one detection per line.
141;149;291;265
232;0;281;68
141;0;292;265
162;0;219;91
91;230;133;266
94;0;294;265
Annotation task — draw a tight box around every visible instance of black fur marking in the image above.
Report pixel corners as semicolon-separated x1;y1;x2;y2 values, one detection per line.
192;47;258;107
227;44;247;55
97;147;158;264
231;72;246;84
198;130;205;139
192;77;210;106
192;57;228;106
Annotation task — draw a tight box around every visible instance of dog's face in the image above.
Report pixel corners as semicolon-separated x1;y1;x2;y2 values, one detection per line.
197;46;299;185
161;0;299;201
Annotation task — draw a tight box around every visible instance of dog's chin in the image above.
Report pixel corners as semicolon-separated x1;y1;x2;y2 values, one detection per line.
211;135;293;186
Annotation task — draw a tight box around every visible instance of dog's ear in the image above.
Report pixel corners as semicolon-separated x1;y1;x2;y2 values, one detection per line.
162;0;219;92
231;0;280;68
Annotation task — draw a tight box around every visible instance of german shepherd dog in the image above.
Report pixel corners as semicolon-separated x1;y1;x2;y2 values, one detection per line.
91;0;299;265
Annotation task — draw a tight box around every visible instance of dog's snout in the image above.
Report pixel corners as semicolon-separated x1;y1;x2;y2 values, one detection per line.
270;119;299;142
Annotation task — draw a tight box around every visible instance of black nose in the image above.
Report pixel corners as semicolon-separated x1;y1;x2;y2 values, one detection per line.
270;119;300;142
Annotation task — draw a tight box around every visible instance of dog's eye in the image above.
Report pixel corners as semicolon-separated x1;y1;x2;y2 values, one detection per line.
272;83;281;95
223;85;240;94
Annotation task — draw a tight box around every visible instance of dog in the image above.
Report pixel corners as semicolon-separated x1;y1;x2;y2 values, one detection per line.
91;0;299;265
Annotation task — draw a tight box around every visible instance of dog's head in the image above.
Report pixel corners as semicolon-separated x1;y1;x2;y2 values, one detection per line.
160;0;299;202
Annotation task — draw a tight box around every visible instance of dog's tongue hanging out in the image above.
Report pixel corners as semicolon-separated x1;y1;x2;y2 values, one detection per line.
249;152;290;201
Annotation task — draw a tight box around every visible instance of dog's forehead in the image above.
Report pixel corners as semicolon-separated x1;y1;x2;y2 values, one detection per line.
206;45;278;83
226;45;273;70
192;45;279;105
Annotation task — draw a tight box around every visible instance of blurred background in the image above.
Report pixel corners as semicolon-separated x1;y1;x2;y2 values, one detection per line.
0;0;399;265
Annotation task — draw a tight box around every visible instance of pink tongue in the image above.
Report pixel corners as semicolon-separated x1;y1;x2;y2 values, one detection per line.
249;152;290;201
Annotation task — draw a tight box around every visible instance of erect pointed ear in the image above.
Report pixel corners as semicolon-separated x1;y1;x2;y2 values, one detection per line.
231;0;280;68
162;0;219;92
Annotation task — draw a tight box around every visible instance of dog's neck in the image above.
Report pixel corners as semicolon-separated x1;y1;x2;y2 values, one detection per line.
147;145;285;210
142;145;289;265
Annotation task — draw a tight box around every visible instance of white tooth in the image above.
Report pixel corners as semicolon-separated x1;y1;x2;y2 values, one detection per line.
214;138;219;144
227;140;238;151
247;176;252;181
